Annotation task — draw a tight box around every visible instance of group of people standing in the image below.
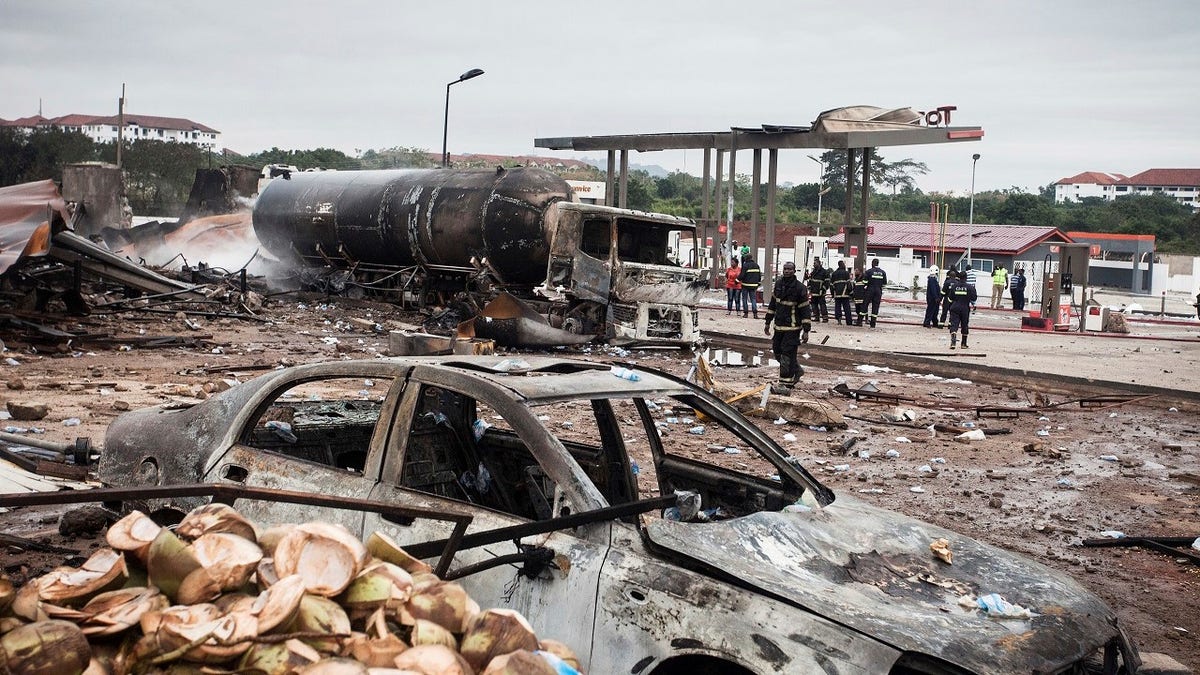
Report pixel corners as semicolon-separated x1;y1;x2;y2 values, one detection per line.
989;266;1028;310
724;246;762;318
754;256;890;393
923;266;977;349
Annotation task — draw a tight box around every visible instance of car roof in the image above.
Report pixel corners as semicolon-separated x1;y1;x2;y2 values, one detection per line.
387;355;690;403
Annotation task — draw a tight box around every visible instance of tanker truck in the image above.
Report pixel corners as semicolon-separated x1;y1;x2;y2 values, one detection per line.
252;166;706;346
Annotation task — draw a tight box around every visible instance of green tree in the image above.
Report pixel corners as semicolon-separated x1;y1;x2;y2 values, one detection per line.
242;147;361;171
97;140;214;215
0;127;97;186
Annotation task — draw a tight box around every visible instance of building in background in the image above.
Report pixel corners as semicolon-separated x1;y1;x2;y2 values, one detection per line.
1054;171;1126;204
0;113;220;151
1055;168;1200;210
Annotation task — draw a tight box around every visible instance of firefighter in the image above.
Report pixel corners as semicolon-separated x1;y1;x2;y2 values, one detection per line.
763;261;810;392
830;260;853;325
806;259;831;323
864;258;888;327
852;267;868;326
939;269;957;326
947;269;978;349
737;253;762;319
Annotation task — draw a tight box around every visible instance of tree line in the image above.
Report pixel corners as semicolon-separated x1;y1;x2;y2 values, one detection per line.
2;130;1197;253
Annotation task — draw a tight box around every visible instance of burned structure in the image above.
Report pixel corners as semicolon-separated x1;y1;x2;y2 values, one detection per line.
251;167;705;346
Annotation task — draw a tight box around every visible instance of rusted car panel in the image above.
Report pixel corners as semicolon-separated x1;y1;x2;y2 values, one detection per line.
98;356;1138;674
645;501;1121;674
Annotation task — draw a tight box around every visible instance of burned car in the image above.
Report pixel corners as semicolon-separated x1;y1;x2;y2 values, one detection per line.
99;357;1139;674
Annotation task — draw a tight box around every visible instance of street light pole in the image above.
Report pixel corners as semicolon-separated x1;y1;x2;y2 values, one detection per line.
808;154;824;227
967;153;980;265
441;68;485;168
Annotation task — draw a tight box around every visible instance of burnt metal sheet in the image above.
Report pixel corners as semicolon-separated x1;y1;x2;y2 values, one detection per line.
0;180;68;274
456;292;593;348
644;495;1122;674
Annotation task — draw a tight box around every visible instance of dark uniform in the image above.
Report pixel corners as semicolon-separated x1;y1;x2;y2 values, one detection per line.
764;264;810;390
737;256;762;318
851;270;868;326
938;271;957;326
806;261;830;322
923;268;942;328
947;273;978;349
864;260;888;327
830;262;853;325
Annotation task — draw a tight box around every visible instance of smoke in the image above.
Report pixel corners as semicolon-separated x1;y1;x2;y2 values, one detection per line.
115;211;277;277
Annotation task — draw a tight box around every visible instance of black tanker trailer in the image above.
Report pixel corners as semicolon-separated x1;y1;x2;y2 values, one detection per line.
252;167;705;345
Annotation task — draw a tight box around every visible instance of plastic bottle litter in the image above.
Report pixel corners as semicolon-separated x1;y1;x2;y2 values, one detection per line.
968;593;1032;619
688;426;705;435
782;433;797;442
264;420;298;443
955;429;986;442
832;464;850;472
4;426;28;434
773;417;788;425
493;358;531;372
610;366;641;382
807;425;827;432
931;457;946;464
1099;530;1125;539
894;436;912;443
4;358;19;366
472;418;492;441
723;447;742;454
960;421;976;428
885;449;901;459
62;418;81;427
917;464;933;473
909;486;926;493
1099;455;1119;462
1036;429;1051;437
857;450;870;460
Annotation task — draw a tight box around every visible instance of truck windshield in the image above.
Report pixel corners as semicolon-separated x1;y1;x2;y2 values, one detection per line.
616;218;694;266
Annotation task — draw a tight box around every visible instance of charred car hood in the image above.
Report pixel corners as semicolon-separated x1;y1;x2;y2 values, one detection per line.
645;495;1123;674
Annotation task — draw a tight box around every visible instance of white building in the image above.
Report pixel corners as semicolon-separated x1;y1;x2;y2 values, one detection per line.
0;113;220;151
1055;168;1200;211
1053;171;1126;204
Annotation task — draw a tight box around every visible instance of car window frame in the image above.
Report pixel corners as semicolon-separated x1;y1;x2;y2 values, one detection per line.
382;366;610;518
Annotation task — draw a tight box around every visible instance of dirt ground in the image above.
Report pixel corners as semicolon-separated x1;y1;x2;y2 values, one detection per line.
1;288;1198;669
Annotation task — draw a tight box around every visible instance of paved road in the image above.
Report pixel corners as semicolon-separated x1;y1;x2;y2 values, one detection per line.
699;289;1200;394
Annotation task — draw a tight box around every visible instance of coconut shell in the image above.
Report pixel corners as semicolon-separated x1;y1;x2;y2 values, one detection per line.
391;645;473;675
177;532;264;604
12;580;48;622
38;549;128;607
0;620;91;675
408;620;456;650
297;658;370;675
0;576;15;614
80;587;168;637
365;532;432;575
399;583;475;634
0;617;26;635
274;524;368;598
105;510;162;563
481;650;556;675
258;525;297;557
251;574;307;634
458;609;538;672
343;633;408;668
257;558;281;588
240;638;322;675
286;595;351;653
341;563;413;615
147;529;203;602
536;640;580;671
177;503;259;543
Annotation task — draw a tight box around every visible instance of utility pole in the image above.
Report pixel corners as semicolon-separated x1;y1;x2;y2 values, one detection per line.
116;83;125;168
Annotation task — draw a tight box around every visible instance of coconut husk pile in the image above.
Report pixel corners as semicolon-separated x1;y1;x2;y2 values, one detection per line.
0;503;584;675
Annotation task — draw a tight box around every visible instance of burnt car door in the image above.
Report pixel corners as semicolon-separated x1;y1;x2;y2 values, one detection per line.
362;370;620;666
204;367;407;533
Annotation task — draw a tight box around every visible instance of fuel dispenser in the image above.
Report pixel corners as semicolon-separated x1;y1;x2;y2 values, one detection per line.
1038;243;1092;331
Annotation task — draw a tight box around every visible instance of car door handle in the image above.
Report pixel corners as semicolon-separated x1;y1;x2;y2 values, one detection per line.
220;464;249;483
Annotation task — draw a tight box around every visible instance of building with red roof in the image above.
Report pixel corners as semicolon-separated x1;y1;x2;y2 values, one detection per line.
0;113;220;151
1055;168;1199;211
1054;171;1126;204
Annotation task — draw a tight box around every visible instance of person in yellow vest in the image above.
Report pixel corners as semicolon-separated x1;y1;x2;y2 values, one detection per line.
991;265;1008;309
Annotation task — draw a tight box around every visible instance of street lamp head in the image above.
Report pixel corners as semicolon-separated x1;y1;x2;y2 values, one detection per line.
972;153;981;161
458;68;485;82
807;154;822;165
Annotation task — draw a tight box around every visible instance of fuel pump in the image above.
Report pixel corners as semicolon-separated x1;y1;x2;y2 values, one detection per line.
1039;243;1091;330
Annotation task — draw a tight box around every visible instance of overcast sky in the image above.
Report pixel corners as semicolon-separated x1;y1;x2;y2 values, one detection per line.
3;1;1197;195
